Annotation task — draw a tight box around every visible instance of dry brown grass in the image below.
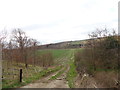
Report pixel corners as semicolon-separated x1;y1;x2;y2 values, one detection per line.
94;71;118;88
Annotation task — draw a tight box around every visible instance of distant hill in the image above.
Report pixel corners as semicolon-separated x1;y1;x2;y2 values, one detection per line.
38;39;88;49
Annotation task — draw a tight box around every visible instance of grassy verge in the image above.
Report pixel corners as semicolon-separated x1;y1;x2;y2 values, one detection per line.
2;65;62;88
49;67;66;80
66;61;77;88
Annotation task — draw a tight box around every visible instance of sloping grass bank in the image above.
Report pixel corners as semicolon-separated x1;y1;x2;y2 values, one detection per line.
3;66;62;88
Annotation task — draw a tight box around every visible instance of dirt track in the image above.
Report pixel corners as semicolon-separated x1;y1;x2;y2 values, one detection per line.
21;66;69;88
21;50;73;88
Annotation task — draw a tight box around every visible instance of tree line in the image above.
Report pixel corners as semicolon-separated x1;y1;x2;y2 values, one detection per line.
0;28;54;68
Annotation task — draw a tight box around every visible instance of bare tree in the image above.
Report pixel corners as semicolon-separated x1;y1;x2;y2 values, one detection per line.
0;30;7;44
0;30;7;60
11;28;30;68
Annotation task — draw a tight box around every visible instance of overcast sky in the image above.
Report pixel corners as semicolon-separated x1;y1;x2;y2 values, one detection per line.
0;0;119;44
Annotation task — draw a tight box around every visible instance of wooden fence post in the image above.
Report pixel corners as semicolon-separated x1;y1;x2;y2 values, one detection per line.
20;69;22;82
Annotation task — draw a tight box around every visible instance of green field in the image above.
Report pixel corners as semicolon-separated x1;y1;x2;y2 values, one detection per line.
37;49;72;59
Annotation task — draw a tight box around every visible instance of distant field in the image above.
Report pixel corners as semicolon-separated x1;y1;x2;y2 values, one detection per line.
37;49;72;59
